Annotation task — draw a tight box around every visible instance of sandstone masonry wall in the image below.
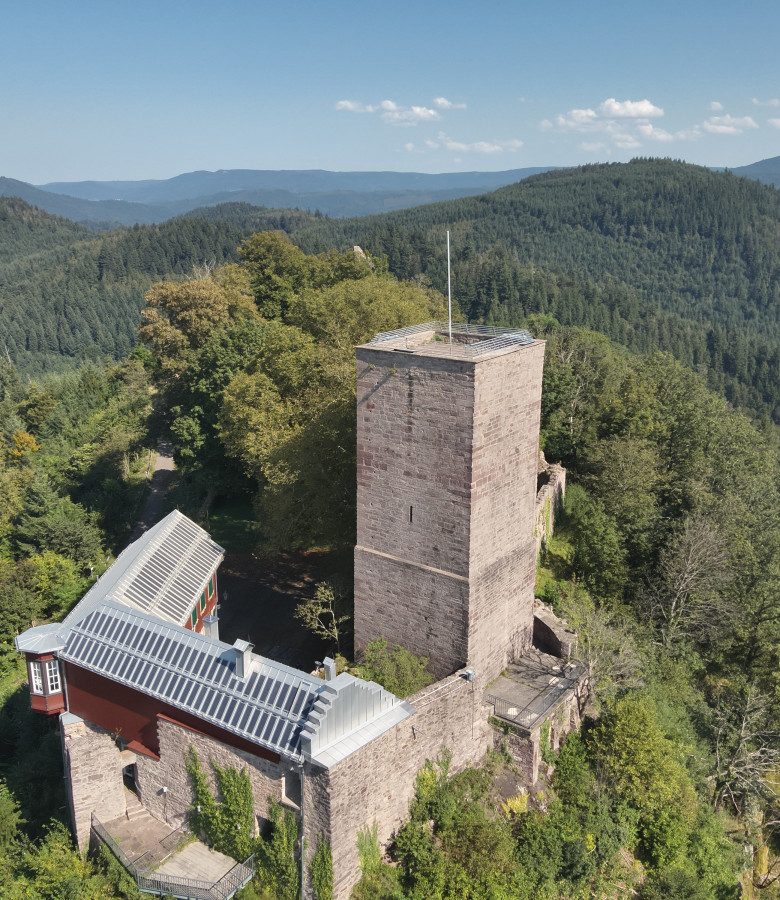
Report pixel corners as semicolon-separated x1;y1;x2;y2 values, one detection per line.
354;351;477;677
534;463;567;556
354;341;545;685
469;344;545;678
311;670;494;900
135;717;290;829
60;714;127;849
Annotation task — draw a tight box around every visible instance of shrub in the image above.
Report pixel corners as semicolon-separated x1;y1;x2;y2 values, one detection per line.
358;638;433;697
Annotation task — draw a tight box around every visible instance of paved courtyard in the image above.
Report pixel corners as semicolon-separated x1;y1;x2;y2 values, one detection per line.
103;792;236;885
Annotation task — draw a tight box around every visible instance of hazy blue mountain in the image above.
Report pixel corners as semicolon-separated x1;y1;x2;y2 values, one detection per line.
1;168;553;226
729;155;780;188
0;177;170;227
39;167;554;202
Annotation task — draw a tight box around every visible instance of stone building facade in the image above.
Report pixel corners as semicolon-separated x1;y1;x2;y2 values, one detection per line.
354;325;546;685
17;322;577;900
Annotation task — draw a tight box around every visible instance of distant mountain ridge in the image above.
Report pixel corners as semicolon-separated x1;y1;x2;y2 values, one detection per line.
0;167;552;226
38;167;553;202
729;155;780;188
2;159;778;227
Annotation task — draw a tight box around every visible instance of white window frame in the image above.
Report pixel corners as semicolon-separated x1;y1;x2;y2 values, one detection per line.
29;660;43;694
46;659;61;694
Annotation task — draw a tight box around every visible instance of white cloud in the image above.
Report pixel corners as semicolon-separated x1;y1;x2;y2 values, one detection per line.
752;97;780;107
550;107;600;131
335;98;440;125
546;96;706;149
434;132;522;154
637;123;676;142
380;102;440;125
703;114;758;134
768;118;780;129
598;98;663;118
404;142;415;151
334;100;376;113
433;97;466;109
709;101;723;111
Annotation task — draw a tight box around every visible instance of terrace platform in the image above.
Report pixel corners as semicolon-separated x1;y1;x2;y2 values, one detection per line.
485;647;583;733
93;793;253;900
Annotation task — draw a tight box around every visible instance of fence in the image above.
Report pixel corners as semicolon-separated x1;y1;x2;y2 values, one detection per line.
91;814;254;900
486;663;584;731
368;321;535;356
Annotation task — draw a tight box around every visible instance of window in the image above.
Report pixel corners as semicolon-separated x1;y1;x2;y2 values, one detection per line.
46;659;61;693
200;592;207;612
191;607;198;627
208;575;215;597
29;661;43;694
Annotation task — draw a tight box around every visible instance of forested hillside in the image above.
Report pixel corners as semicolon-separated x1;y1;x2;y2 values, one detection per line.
0;199;243;373
243;159;780;423
2;232;780;896
5;159;780;424
138;240;780;896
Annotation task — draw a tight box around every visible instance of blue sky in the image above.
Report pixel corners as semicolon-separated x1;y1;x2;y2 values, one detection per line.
3;0;779;182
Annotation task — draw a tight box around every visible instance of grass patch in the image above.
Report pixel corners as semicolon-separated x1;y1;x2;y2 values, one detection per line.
536;528;575;598
206;498;260;553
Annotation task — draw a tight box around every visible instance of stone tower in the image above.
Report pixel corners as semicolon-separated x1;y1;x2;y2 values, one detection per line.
353;323;545;685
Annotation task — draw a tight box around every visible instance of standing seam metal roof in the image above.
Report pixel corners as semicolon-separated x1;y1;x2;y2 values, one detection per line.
18;510;413;767
62;602;324;760
62;510;224;629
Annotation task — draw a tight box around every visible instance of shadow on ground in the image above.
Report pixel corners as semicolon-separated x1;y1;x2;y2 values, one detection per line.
216;548;352;672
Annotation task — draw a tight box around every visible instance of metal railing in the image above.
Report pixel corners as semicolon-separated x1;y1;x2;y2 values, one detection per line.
91;814;254;900
133;822;190;872
368;321;535;356
486;662;584;732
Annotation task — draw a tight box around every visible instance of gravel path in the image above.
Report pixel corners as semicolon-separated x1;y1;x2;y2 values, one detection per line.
127;441;175;544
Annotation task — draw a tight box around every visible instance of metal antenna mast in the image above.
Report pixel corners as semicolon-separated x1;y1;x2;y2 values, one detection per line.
447;230;453;350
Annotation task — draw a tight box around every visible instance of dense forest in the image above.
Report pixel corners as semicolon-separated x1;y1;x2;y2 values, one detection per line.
0;199;244;373
1;164;780;897
5;159;780;423
131;237;779;897
224;159;780;424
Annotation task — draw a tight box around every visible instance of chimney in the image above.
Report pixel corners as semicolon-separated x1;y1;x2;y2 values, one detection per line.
232;639;253;679
323;657;337;681
203;614;219;641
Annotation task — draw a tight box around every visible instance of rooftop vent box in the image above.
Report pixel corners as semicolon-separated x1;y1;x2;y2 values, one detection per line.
232;639;254;679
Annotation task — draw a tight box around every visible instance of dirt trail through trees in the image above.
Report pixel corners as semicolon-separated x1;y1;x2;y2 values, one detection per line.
127;441;175;545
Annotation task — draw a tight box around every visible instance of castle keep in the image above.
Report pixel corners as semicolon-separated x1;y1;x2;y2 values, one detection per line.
354;323;545;684
16;322;577;900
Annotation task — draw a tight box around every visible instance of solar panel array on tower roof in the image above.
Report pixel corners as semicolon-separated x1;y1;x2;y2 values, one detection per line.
61;602;324;760
62;510;223;629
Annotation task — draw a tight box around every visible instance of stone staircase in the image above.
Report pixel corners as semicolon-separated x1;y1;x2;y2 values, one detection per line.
105;790;176;863
124;790;149;823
